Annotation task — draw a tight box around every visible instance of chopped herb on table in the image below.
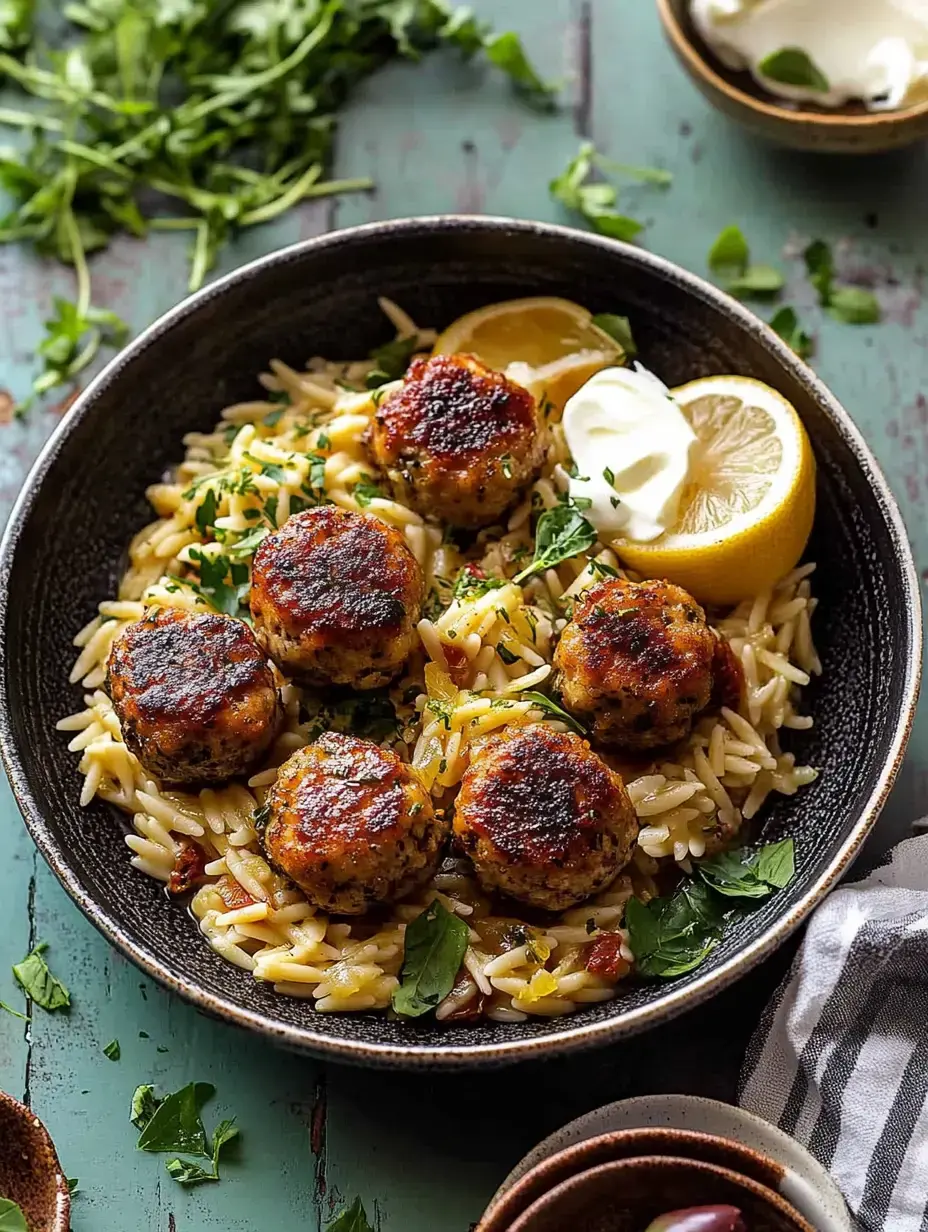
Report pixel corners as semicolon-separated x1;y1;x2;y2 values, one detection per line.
707;225;784;301
804;240;881;325
132;1080;238;1187
392;899;469;1018
769;306;814;360
625;839;796;978
103;1038;120;1061
0;3;553;412
325;1197;375;1232
12;941;70;1011
550;141;671;242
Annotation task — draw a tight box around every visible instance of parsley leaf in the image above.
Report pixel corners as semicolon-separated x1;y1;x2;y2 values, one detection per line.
353;478;384;508
0;0;33;52
226;526;269;560
591;312;637;358
367;334;420;388
12;942;70;1011
103;1038;120;1061
828;286;881;325
392;899;469;1018
770;306;814;359
758;47;830;93
522;690;587;736
708;225;749;278
325;1197;375;1232
137;1082;214;1155
550;141;668;243
0;1198;27;1232
186;549;250;615
804;239;834;305
727;264;785;300
453;566;506;602
194;487;218;536
484;30;556;109
513;497;598;584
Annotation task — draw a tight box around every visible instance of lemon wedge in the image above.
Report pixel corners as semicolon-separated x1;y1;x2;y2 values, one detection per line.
432;296;625;412
614;376;816;606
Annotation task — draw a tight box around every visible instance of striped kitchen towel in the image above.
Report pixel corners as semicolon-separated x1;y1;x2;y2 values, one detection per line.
739;834;928;1232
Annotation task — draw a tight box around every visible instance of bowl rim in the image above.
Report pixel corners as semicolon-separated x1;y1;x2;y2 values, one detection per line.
0;214;921;1068
508;1153;814;1232
656;0;928;131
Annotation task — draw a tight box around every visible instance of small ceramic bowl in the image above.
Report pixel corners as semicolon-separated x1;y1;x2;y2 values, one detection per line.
478;1128;787;1232
656;0;928;153
507;1156;813;1232
489;1095;851;1232
0;1091;70;1231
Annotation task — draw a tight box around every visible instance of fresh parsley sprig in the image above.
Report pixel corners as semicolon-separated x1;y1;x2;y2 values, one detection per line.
513;496;598;584
707;224;785;301
550;141;671;242
804;239;881;325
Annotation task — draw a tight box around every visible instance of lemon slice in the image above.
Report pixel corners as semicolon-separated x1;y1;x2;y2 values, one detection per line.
432;296;625;411
615;376;816;605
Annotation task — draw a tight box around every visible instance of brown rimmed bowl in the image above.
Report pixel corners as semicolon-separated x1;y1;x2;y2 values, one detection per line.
507;1155;814;1232
0;215;920;1068
0;1091;70;1231
657;0;928;153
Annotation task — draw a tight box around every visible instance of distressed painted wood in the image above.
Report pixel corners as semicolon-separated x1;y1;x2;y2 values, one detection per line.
1;3;927;1229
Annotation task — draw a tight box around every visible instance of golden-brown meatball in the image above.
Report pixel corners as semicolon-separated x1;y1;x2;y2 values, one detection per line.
554;578;717;751
107;607;280;785
262;732;447;914
366;353;546;528
453;724;637;912
250;506;424;689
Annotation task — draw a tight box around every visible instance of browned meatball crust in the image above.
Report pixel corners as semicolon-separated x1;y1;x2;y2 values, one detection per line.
453;724;637;911
366;353;546;528
262;732;447;914
107;607;280;785
250;506;424;689
554;578;717;751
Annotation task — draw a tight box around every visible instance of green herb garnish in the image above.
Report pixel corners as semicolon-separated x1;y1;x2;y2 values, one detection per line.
166;1120;239;1187
521;691;587;736
325;1197;375;1232
226;526;269;560
550;141;670;242
453;567;506;602
804;240;881;325
12;941;69;1011
758;47;830;93
392;899;469;1018
513;497;597;584
727;264;784;299
366;334;421;388
804;239;834;304
697;839;795;899
769;306;814;359
591;312;637;358
103;1038;120;1061
133;1081;238;1187
353;478;384;508
708;225;784;301
0;1198;27;1232
186;549;250;616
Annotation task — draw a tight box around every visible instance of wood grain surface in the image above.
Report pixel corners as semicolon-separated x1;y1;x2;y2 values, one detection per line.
1;3;926;1229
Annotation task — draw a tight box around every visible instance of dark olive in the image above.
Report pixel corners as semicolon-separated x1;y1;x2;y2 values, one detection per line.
644;1206;747;1232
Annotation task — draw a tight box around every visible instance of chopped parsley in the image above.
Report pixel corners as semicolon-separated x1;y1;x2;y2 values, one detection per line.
550;141;671;242
185;549;250;616
453;566;506;602
103;1039;120;1061
353;478;384;508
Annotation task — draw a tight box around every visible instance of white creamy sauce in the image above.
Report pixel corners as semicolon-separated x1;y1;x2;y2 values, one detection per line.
691;0;928;111
562;365;696;543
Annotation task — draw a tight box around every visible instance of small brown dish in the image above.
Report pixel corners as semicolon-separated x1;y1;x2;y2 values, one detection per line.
477;1128;786;1232
507;1155;813;1232
656;0;928;154
0;1091;70;1231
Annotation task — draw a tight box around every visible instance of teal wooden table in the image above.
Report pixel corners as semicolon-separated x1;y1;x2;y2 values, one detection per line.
2;4;928;1229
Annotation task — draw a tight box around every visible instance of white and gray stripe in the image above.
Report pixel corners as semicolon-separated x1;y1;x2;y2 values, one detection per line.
740;835;928;1232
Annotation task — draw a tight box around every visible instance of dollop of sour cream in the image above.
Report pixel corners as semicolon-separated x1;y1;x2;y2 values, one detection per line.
562;365;696;543
691;0;928;112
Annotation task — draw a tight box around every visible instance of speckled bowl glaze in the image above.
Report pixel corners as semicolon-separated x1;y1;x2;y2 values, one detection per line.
657;0;928;154
0;1091;70;1231
0;216;920;1069
507;1156;813;1232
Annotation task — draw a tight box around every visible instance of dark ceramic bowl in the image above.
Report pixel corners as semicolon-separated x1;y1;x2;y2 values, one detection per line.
507;1155;813;1232
0;216;920;1068
0;1091;70;1231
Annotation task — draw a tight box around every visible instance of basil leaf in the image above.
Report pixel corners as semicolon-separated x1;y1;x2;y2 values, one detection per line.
754;838;796;889
326;1197;375;1232
759;47;830;93
591;313;637;358
103;1038;120;1061
12;942;70;1011
708;225;749;278
513;498;598;584
130;1084;160;1131
0;1199;27;1232
626;881;728;978
727;264;785;300
828;287;881;325
165;1117;238;1187
137;1082;215;1156
804;239;834;305
521;691;587;736
770;306;814;359
226;526;269;559
67;1178;78;1194
392;900;468;1018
